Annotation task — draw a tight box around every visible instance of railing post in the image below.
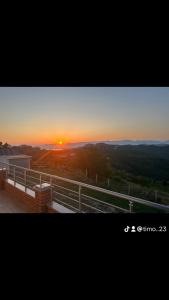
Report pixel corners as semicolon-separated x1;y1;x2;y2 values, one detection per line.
24;170;27;192
40;174;42;188
50;176;53;201
129;201;133;213
5;167;7;179
85;168;88;177
79;185;82;212
107;178;110;189
96;174;98;185
14;167;16;186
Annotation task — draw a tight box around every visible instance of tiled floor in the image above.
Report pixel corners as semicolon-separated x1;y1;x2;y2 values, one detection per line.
0;190;32;213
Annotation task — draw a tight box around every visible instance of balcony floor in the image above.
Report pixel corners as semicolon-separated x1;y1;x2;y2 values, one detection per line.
0;190;32;213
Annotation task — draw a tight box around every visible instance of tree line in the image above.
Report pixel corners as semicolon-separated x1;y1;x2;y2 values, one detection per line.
0;141;11;148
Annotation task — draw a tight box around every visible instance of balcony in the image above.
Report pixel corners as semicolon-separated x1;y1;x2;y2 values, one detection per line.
0;162;169;213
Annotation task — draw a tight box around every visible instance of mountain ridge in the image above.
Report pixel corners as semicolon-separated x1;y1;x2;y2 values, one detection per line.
19;139;169;149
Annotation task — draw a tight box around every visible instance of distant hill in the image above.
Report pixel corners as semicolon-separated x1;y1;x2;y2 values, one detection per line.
25;140;169;150
13;143;169;184
66;143;169;182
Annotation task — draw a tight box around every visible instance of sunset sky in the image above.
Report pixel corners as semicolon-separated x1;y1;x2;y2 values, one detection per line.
0;87;169;145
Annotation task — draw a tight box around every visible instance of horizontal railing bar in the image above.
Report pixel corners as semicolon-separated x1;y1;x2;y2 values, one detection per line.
25;180;38;186
53;190;121;213
15;175;24;180
14;176;38;186
1;161;169;211
26;174;40;181
53;197;79;212
10;177;24;183
81;193;129;212
53;190;117;213
52;190;80;204
15;171;25;176
7;180;30;190
82;197;129;213
81;202;106;213
52;183;79;195
40;180;50;185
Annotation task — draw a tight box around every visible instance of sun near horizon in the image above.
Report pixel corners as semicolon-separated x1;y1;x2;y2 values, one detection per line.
1;87;169;145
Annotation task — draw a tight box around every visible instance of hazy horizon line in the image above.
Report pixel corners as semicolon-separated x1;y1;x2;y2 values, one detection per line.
10;138;169;146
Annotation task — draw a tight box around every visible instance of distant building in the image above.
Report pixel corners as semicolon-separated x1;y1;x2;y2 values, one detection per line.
0;148;31;169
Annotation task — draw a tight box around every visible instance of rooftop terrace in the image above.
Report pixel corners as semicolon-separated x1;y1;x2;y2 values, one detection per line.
0;162;169;213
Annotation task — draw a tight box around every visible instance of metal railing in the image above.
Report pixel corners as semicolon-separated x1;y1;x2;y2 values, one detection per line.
0;161;169;213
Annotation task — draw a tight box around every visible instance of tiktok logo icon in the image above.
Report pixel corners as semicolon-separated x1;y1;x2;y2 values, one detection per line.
124;226;130;232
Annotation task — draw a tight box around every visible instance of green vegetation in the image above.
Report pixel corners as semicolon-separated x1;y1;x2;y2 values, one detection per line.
0;141;11;148
8;143;169;210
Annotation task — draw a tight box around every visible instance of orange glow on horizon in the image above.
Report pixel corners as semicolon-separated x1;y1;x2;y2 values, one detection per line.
3;133;169;146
